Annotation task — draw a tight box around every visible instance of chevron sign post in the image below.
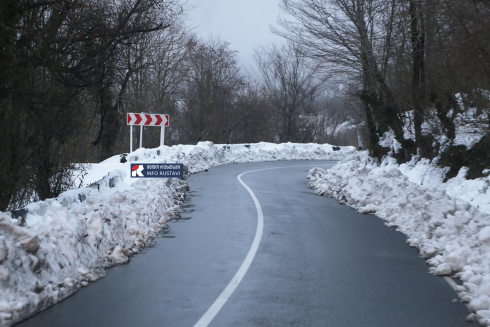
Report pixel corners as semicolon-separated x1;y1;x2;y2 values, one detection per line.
127;113;169;152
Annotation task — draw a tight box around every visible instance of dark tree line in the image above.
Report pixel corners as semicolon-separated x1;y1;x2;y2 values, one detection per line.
0;0;184;210
0;0;348;211
277;0;490;178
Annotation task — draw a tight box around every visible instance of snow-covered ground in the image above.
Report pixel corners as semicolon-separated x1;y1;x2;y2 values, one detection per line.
0;141;353;327
308;152;490;325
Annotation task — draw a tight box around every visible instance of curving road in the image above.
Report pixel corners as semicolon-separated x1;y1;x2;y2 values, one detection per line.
18;161;470;327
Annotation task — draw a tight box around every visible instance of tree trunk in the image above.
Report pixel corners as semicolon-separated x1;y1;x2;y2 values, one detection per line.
410;0;429;157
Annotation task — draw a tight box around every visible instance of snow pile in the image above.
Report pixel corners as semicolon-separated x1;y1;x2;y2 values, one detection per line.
0;171;186;326
1;141;353;326
398;158;490;215
308;152;490;325
80;141;354;186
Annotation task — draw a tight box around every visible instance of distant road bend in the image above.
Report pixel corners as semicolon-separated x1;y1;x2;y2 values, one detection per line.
18;161;470;327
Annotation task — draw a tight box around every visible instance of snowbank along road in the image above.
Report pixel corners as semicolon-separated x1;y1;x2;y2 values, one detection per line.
18;161;469;326
0;142;352;326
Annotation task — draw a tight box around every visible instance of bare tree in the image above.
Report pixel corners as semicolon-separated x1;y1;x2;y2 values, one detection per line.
275;0;490;178
254;42;328;142
276;0;414;158
0;0;187;209
178;37;246;144
116;21;191;150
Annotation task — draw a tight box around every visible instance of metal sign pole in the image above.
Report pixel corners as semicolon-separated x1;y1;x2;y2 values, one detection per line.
160;125;165;146
140;125;143;149
130;125;133;153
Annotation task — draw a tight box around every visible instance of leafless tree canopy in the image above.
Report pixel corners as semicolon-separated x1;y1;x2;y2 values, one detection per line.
254;42;329;142
277;0;490;176
0;0;186;209
2;0;489;210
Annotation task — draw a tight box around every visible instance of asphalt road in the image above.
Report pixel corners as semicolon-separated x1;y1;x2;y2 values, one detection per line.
18;160;470;327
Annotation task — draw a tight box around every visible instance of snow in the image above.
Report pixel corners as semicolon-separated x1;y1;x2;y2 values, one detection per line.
333;120;356;135
75;142;353;187
0;173;186;326
453;95;489;149
308;151;490;325
398;157;490;214
0;141;353;326
392;95;489;155
379;130;402;155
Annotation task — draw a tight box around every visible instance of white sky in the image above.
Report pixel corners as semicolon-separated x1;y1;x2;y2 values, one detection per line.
189;0;286;72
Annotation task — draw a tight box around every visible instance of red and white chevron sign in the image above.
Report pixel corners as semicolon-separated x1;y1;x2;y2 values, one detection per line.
127;113;169;126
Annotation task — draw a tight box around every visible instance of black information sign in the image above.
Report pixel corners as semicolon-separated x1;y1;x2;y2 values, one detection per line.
131;163;184;178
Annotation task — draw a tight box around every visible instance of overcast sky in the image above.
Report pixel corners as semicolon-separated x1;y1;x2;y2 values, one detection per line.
189;0;286;72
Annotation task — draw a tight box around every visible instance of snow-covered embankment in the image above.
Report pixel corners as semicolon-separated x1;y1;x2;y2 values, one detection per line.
308;152;490;325
0;141;353;326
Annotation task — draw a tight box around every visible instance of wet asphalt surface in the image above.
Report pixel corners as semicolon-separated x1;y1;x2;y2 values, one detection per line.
17;160;470;327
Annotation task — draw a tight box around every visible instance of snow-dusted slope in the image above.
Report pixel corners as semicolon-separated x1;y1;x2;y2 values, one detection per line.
0;142;353;327
308;152;490;325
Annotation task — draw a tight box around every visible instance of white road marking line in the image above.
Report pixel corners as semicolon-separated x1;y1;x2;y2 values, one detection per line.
193;164;330;327
444;276;475;322
444;276;459;292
